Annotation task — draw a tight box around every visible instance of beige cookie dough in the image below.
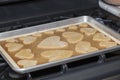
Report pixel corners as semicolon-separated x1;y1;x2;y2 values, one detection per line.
75;41;91;54
5;39;18;43
5;43;23;52
43;31;54;35
68;25;78;30
37;36;68;49
19;36;37;45
62;31;84;44
40;50;73;62
79;23;89;28
32;33;42;37
17;60;37;68
93;33;111;41
99;41;117;48
87;47;98;53
15;49;34;59
56;28;66;32
80;28;97;36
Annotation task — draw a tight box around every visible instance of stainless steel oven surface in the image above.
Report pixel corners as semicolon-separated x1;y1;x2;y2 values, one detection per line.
0;0;120;80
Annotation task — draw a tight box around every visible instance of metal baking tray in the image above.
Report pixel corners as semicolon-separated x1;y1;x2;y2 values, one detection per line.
0;16;120;73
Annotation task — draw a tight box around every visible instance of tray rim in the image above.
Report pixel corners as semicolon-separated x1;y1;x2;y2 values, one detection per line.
0;16;120;73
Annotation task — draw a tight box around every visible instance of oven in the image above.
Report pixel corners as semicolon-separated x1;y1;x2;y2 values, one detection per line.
0;0;120;80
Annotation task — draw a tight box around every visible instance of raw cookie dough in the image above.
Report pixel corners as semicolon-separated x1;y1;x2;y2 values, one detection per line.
43;31;54;35
17;60;37;68
32;33;42;37
79;23;89;28
68;25;78;30
80;28;97;36
56;28;66;32
75;41;91;54
5;43;23;52
41;50;73;62
5;39;18;43
99;41;117;48
19;36;37;45
93;33;111;41
62;31;84;43
15;49;34;59
37;36;68;49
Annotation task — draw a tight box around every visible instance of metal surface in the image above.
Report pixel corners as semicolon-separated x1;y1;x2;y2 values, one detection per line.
102;0;120;6
99;0;120;17
46;58;120;80
0;16;120;73
103;74;120;80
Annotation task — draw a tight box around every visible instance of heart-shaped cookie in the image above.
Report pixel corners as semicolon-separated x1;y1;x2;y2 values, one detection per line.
68;25;78;30
56;28;66;32
79;23;89;28
62;31;84;44
75;41;98;54
15;49;34;59
93;33;111;41
40;50;73;62
87;47;98;53
37;36;68;49
32;33;42;37
75;41;91;54
99;41;117;48
80;28;97;36
5;38;18;43
43;31;54;35
19;36;37;45
17;60;37;68
5;43;23;52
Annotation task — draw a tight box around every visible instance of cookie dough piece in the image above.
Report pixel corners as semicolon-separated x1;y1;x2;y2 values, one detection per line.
5;39;18;43
62;31;84;44
56;28;66;32
19;36;37;45
75;41;91;54
41;50;73;62
68;25;78;30
75;41;98;54
37;36;68;49
5;43;23;52
99;41;117;48
80;28;97;36
15;49;34;59
87;47;98;53
93;33;111;41
17;60;37;68
43;31;54;35
79;23;89;28
32;33;42;37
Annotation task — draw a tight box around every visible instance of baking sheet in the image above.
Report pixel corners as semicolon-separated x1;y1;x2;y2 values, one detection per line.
0;16;120;73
